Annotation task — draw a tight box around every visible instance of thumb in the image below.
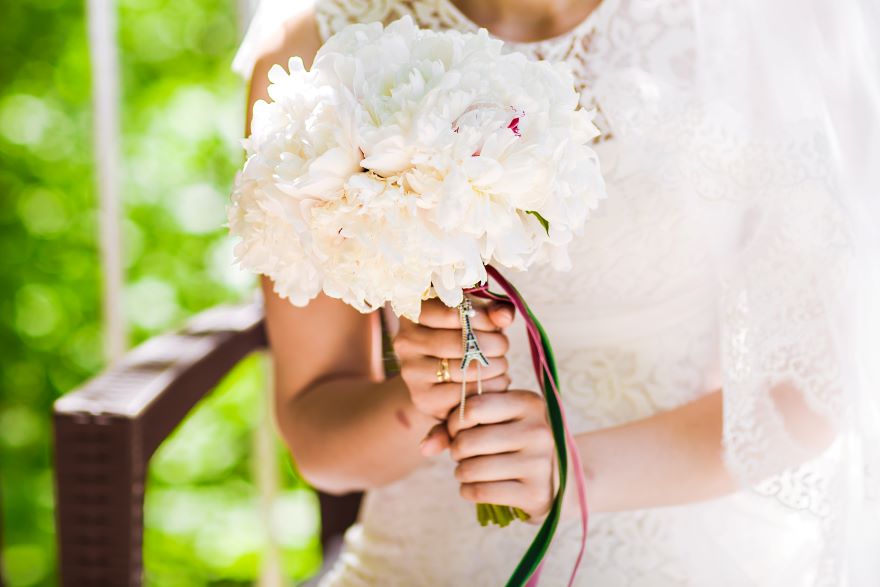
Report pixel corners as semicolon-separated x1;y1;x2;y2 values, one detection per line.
419;422;451;456
488;301;515;329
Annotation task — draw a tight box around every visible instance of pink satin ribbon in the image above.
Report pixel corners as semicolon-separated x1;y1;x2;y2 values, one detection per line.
466;265;589;587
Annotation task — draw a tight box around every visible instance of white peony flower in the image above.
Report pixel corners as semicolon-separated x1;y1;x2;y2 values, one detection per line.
228;15;605;321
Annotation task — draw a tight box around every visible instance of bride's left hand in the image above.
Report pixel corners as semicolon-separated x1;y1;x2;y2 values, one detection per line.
444;390;556;521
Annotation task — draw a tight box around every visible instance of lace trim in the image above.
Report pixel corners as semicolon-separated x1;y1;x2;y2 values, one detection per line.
313;0;618;135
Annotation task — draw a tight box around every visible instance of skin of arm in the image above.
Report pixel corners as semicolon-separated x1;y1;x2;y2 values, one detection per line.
575;383;833;513
574;389;736;513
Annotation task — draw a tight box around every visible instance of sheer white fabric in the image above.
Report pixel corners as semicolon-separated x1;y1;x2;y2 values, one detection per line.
234;0;879;584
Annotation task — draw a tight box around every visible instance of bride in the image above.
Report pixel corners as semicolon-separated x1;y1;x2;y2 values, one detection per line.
233;0;880;585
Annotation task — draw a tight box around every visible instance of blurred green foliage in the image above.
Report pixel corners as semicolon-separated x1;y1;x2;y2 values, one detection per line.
0;0;320;585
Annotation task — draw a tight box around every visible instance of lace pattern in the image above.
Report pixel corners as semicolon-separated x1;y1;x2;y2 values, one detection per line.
315;0;624;134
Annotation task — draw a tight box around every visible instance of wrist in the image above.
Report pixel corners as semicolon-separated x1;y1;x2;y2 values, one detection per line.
573;431;609;515
558;451;590;521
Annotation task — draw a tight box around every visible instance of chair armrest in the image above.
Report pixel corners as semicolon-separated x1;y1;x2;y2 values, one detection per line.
53;302;266;587
55;302;266;453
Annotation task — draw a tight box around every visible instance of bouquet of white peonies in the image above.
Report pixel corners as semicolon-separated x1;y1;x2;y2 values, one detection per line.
229;16;603;320
229;15;604;586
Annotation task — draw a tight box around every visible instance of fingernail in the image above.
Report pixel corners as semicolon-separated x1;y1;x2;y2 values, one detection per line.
498;308;513;323
419;437;437;456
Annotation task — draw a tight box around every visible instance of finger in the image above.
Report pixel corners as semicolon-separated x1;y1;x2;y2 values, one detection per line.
419;423;451;457
487;301;515;329
419;376;510;420
395;326;509;359
459;480;530;506
455;452;544;484
450;421;534;461
417;298;502;332
460;480;551;519
447;390;542;437
412;299;460;329
405;356;509;384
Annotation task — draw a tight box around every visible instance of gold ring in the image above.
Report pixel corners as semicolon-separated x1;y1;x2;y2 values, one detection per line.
436;357;452;383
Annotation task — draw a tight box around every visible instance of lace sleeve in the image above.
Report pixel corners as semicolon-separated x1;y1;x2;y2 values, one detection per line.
719;180;851;485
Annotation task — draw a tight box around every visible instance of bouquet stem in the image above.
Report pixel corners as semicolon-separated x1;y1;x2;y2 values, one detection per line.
477;503;531;527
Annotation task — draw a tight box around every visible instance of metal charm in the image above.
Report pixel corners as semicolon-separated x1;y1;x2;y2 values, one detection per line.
458;298;490;421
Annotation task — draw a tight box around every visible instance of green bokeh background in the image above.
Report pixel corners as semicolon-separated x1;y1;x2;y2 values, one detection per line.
0;0;320;584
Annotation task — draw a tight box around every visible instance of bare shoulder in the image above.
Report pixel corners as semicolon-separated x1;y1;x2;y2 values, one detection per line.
247;4;323;111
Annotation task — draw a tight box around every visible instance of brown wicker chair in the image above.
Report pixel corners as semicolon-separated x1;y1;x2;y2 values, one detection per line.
52;302;362;586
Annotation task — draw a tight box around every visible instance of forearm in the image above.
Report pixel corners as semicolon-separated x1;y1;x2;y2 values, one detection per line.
576;389;738;513
277;374;437;494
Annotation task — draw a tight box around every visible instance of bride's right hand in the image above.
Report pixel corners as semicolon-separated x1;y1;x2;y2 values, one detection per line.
393;298;514;433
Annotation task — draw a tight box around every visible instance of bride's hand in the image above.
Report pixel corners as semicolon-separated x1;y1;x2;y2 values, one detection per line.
446;390;556;521
393;298;514;428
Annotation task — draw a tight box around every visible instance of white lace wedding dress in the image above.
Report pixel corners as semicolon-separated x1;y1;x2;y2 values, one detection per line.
247;0;861;585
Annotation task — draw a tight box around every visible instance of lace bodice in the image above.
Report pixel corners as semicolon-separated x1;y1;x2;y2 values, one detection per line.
301;1;854;585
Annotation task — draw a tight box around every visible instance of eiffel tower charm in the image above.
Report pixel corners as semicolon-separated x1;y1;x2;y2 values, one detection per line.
458;298;490;421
